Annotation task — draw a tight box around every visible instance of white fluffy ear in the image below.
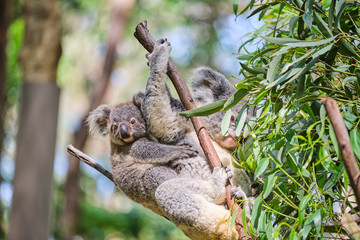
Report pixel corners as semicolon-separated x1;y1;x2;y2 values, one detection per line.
87;104;111;136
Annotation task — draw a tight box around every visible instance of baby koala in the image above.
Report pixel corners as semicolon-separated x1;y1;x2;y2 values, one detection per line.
87;101;196;215
88;100;239;240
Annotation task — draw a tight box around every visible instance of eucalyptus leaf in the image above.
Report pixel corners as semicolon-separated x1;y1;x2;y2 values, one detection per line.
224;89;248;111
251;195;263;230
299;194;311;226
350;129;360;160
267;55;282;83
302;11;312;29
289;16;299;37
180;100;226;117
263;172;277;198
263;36;300;45
235;104;249;136
221;110;232;136
255;157;269;178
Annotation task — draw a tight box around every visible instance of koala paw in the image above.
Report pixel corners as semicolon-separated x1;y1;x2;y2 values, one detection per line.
178;145;198;158
146;39;172;70
231;186;248;201
213;166;233;183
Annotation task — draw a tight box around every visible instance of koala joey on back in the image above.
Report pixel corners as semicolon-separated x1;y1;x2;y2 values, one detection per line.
87;100;239;240
135;38;254;209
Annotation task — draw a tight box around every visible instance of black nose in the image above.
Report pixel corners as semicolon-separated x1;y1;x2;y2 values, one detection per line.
120;124;130;139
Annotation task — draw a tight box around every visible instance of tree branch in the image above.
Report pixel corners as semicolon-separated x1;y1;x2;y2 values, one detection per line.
322;97;360;208
67;144;114;183
134;21;249;239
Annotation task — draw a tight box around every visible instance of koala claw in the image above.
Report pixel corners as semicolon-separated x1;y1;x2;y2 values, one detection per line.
180;146;198;158
212;166;233;182
223;166;233;179
231;186;247;201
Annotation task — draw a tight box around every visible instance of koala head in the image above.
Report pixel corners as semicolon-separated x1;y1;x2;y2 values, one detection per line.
87;102;146;145
203;112;238;150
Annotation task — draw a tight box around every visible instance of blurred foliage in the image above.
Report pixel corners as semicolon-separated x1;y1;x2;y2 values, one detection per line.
4;0;247;239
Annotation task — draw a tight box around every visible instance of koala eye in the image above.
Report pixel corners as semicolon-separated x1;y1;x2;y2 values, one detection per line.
230;115;236;123
111;123;118;131
130;118;136;124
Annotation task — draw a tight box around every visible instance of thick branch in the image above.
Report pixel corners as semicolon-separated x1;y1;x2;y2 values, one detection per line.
134;21;249;239
67;144;114;183
322;98;360;208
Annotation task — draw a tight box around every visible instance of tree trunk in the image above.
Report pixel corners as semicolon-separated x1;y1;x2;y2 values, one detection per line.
0;0;11;238
61;0;135;238
8;0;61;239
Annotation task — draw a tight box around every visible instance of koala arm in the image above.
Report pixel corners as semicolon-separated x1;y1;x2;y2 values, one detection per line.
130;138;196;164
143;39;190;144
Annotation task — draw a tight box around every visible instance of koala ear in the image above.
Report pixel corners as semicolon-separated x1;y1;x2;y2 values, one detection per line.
87;104;111;136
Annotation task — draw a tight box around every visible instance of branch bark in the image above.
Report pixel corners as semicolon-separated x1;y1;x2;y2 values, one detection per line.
67;144;114;183
322;97;360;208
134;21;249;239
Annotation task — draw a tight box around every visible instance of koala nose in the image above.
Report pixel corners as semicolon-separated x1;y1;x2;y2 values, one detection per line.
120;124;130;139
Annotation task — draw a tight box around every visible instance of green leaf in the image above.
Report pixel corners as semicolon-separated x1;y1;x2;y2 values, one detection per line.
313;209;322;234
328;0;336;29
285;36;336;48
180;100;226;117
235;104;249;136
240;62;267;74
338;38;360;59
263;36;300;45
313;12;333;38
299;194;311;226
342;76;357;88
350;129;360;160
233;0;241;14
290;229;299;240
266;63;304;89
221;110;232;136
251;195;263;230
289;16;299;37
230;207;237;232
329;124;341;159
301;103;316;122
252;90;268;105
303;11;312;29
224;89;248;111
267;54;282;83
255;157;269;178
320;105;326;124
263;172;277;198
335;2;360;30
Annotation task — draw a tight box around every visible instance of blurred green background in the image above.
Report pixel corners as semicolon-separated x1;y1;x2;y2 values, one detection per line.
1;0;259;239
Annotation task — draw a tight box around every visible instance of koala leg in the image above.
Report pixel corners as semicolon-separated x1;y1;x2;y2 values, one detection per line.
144;39;190;144
155;168;238;240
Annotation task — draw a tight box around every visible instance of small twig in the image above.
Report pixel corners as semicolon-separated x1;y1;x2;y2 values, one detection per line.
322;98;360;208
67;144;114;183
134;21;249;239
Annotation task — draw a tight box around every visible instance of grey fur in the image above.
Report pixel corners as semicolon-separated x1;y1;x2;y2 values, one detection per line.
88;100;238;239
87;102;196;215
141;39;254;217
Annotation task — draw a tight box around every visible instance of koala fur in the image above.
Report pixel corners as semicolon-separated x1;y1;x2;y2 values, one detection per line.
88;102;192;215
137;39;253;211
88;101;239;240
